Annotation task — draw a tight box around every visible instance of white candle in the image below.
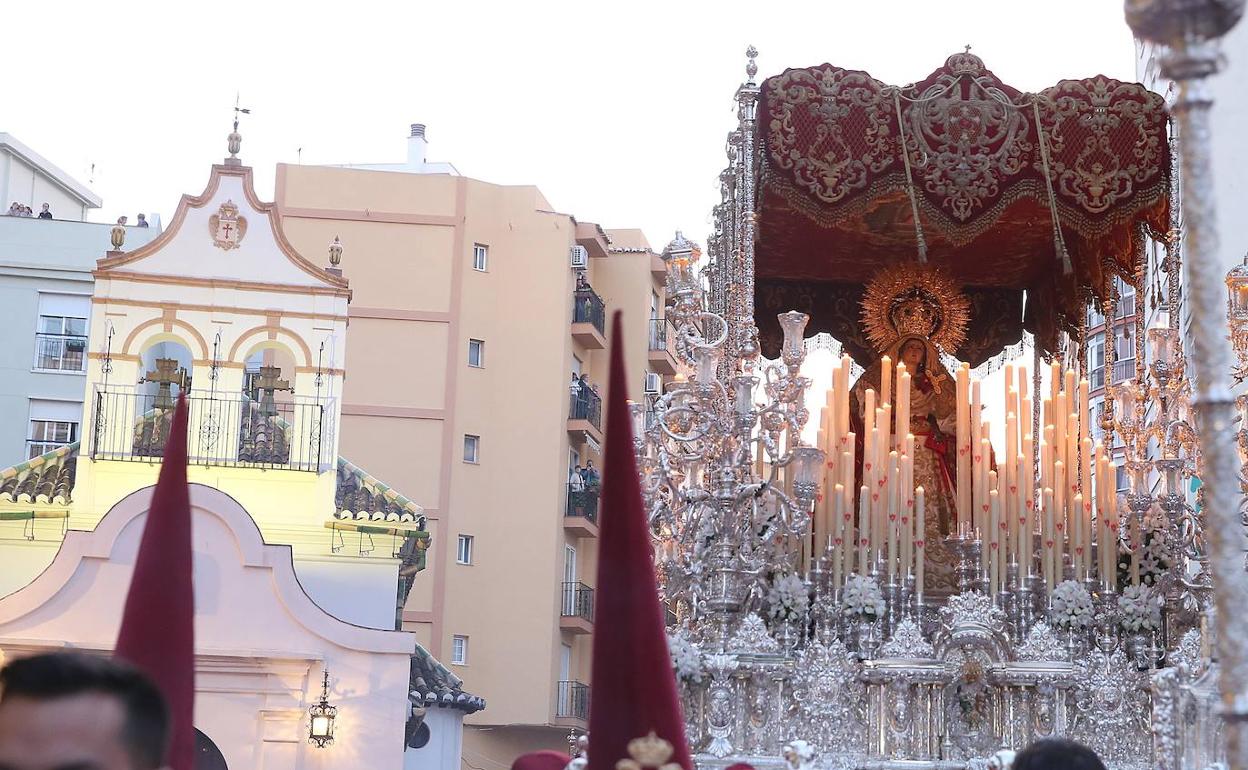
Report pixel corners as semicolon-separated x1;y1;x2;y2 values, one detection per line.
881;355;893;409
832;482;845;586
989;488;1001;596
957;364;970;528
1043;487;1056;593
895;364;910;451
887;450;900;577
915;486;926;602
858;484;871;574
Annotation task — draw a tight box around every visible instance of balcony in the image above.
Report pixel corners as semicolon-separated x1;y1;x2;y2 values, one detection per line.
571;286;606;349
564;483;600;538
556;680;590;722
1090;367;1105;391
560;581;595;634
567;388;603;446
1112;359;1137;384
647;318;678;375
89;386;334;472
33;333;87;372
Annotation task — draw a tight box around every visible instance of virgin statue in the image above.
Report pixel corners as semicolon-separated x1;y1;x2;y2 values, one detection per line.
850;265;970;597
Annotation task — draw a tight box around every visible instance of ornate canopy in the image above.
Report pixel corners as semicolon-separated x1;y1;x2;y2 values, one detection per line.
754;51;1171;365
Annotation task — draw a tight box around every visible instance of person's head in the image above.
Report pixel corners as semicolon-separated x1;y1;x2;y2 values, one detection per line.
1013;739;1106;770
0;652;171;770
137;213;146;221
899;337;926;370
40;203;49;212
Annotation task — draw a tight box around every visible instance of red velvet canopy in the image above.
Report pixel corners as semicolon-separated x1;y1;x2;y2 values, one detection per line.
754;51;1171;365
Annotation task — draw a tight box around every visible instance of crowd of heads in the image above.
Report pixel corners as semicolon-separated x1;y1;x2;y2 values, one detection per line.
5;203;151;226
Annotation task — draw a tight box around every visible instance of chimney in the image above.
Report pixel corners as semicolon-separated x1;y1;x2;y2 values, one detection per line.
407;123;428;170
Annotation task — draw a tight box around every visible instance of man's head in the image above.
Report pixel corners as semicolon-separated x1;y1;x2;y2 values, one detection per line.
0;652;171;770
1013;739;1106;770
40;203;49;212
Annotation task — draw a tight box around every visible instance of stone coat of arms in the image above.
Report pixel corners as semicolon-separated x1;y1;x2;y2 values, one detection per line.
209;199;247;250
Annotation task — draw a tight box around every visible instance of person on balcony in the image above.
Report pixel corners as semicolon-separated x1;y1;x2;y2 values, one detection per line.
570;466;585;492
37;203;52;220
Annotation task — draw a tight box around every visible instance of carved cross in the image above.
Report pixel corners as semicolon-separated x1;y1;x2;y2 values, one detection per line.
142;358;189;409
254;364;293;416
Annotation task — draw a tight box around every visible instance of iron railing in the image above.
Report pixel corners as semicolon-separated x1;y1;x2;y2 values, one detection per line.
556;680;590;721
1112;359;1137;383
565;483;599;523
1090;367;1106;390
561;581;595;622
89;386;333;472
648;317;677;355
33;333;87;372
569;387;602;430
572;287;606;335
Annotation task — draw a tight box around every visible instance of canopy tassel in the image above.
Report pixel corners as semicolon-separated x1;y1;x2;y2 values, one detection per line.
894;89;928;263
1032;101;1072;276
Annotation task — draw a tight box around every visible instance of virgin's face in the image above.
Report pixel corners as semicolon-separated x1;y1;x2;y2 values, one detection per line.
900;341;925;369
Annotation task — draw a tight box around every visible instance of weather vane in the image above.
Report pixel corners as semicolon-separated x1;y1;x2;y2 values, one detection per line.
233;93;251;133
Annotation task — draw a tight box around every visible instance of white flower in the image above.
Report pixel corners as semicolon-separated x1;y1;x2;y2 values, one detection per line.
1050;580;1094;630
667;632;703;683
1119;584;1162;633
842;573;886;619
767;573;810;622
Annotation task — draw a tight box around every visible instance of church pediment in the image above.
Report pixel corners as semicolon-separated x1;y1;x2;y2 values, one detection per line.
96;164;349;296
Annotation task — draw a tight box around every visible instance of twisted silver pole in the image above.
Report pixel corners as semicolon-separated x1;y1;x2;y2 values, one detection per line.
1161;33;1248;770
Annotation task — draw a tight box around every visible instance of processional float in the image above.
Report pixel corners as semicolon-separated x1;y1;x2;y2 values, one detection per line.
639;42;1237;770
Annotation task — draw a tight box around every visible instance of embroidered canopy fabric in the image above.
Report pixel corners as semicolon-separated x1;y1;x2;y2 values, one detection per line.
754;51;1171;364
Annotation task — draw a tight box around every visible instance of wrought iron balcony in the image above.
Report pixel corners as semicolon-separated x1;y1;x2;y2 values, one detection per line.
33;333;87;372
88;386;334;473
1090;366;1106;390
561;581;595;623
569;387;602;430
1112;358;1137;383
572;287;606;335
556;680;590;721
565;484;599;523
647;317;678;375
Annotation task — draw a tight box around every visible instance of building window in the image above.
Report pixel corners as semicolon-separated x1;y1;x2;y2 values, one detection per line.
468;339;484;368
28;419;77;458
451;635;468;665
472;244;488;272
464;434;480;463
457;535;474;565
34;315;88;372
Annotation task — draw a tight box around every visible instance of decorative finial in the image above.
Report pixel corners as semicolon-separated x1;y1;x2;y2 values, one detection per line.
964;43;972;53
745;45;758;83
328;235;343;268
226;94;251;166
109;217;126;252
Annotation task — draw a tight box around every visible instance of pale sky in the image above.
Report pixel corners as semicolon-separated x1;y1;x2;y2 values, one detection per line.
3;0;1138;249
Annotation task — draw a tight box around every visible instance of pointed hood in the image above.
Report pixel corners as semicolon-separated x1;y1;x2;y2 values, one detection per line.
587;311;692;770
114;395;195;770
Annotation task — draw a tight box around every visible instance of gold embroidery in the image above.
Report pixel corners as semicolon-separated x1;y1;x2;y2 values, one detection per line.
615;731;682;770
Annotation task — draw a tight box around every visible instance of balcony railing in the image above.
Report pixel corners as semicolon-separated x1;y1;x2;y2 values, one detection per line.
561;581;595;622
1112;359;1137;383
648;317;676;353
566;484;600;523
556;680;590;721
569;387;602;430
33;333;87;372
1090;367;1105;390
572;287;606;336
89;386;334;472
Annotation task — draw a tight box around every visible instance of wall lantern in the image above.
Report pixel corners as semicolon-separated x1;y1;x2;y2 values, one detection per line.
308;669;338;748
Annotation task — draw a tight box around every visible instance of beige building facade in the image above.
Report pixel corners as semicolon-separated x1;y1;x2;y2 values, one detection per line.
274;135;674;765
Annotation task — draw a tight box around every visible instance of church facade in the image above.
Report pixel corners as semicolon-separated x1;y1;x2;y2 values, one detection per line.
0;140;479;769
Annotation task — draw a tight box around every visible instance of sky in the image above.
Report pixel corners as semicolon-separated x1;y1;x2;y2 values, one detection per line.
2;0;1140;250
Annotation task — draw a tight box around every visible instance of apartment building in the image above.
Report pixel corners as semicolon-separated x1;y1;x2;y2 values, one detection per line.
274;125;675;764
0;134;161;464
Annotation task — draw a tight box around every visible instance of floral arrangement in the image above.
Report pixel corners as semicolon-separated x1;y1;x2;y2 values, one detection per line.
1116;505;1171;589
1050;579;1094;630
666;631;703;683
841;573;886;620
766;573;810;623
1118;583;1162;634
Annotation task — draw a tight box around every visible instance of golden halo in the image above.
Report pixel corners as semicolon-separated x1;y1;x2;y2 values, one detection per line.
860;264;970;355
